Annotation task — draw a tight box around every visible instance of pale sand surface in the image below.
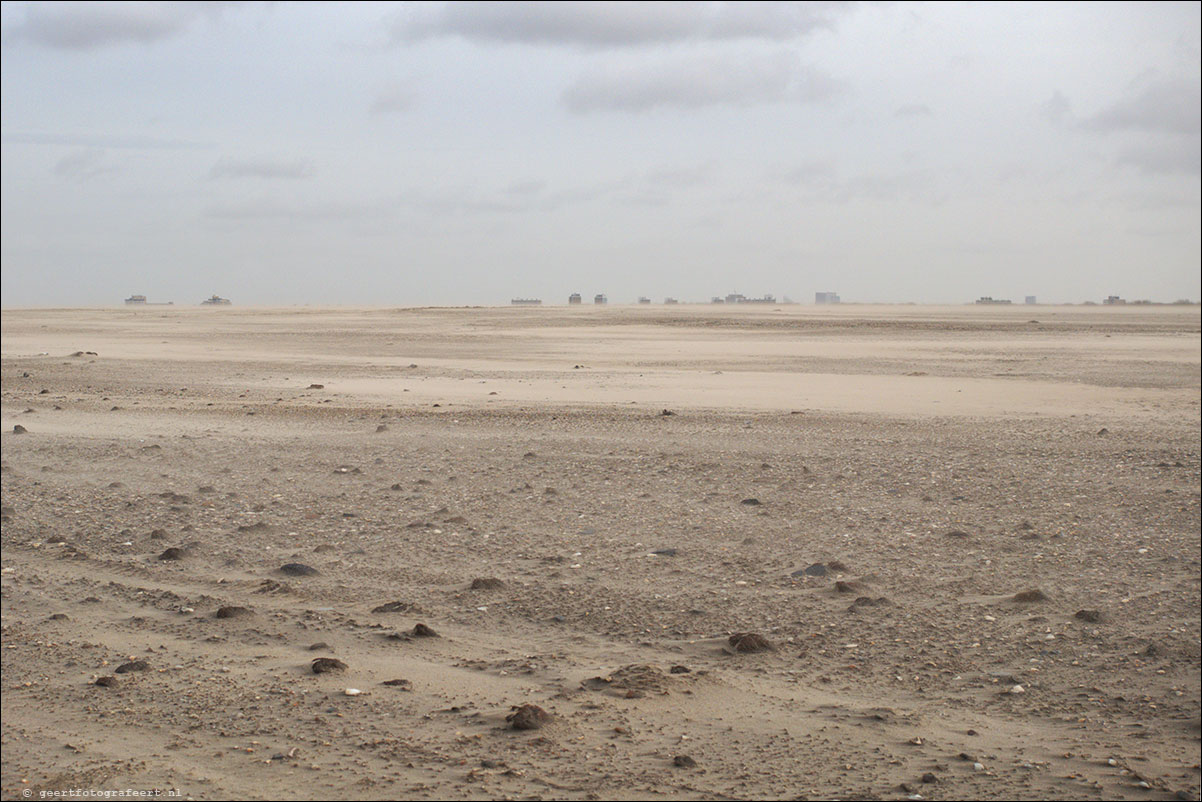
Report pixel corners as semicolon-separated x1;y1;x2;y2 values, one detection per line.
1;304;1199;800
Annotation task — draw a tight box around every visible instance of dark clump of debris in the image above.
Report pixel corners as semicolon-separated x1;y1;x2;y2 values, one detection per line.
727;633;775;653
311;657;348;674
507;703;551;730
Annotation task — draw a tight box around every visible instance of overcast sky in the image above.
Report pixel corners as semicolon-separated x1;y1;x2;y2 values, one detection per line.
2;1;1199;306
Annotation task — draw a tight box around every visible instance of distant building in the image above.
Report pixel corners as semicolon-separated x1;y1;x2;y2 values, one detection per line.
511;298;542;306
1103;295;1126;305
975;296;1012;305
725;293;746;304
1025;296;1037;305
568;293;582;305
726;293;775;304
594;294;607;305
815;291;840;304
125;294;147;305
201;295;231;305
637;296;651;304
664;297;679;305
711;296;725;304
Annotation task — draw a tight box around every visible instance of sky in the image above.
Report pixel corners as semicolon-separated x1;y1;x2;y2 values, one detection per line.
1;1;1199;306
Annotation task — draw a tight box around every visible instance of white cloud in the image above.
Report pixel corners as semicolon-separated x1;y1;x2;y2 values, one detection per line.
562;50;841;112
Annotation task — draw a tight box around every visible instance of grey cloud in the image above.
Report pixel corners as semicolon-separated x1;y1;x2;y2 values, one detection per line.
204;197;393;222
391;1;847;47
5;2;235;50
409;180;624;215
643;163;713;188
370;83;417;114
563;51;841;113
1039;90;1071;123
504;180;547;196
1;131;209;149
53;149;116;181
209;158;314;180
779;166;941;204
830;170;943;204
1115;138;1202;176
778;160;836;184
895;103;933;118
1082;78;1201;136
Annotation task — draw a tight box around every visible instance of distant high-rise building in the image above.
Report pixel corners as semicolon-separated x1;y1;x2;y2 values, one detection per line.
1103;295;1126;305
594;294;607;304
1025;296;1037;305
664;297;679;305
815;291;840;304
125;294;147;305
568;293;582;305
637;297;651;304
975;296;1012;305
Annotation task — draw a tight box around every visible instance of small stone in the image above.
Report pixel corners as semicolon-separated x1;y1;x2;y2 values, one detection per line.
660;409;675;416
507;704;551;730
650;548;678;557
796;563;827;577
344;688;362;696
1074;609;1103;623
1011;589;1048;603
12;425;28;434
921;773;937;783
727;632;774;653
115;660;149;673
279;563;319;577
214;606;252;619
973;762;985;771
669;665;691;674
673;755;697;768
308;384;324;389
410;623;439;638
308;642;329;651
1008;684;1026;694
158;547;185;561
740;498;761;506
93;676;118;688
371;601;414;613
381;679;412;689
311;657;348;674
470;578;505;590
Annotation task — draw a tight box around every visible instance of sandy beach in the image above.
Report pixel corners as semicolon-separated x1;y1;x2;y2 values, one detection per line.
2;303;1199;800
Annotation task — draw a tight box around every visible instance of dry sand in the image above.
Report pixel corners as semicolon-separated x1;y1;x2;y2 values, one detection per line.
1;303;1199;800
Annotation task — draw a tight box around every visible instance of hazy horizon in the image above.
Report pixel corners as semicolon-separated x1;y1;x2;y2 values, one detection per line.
2;1;1199;307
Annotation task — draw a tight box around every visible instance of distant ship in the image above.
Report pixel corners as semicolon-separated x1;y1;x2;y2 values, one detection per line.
201;295;232;305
